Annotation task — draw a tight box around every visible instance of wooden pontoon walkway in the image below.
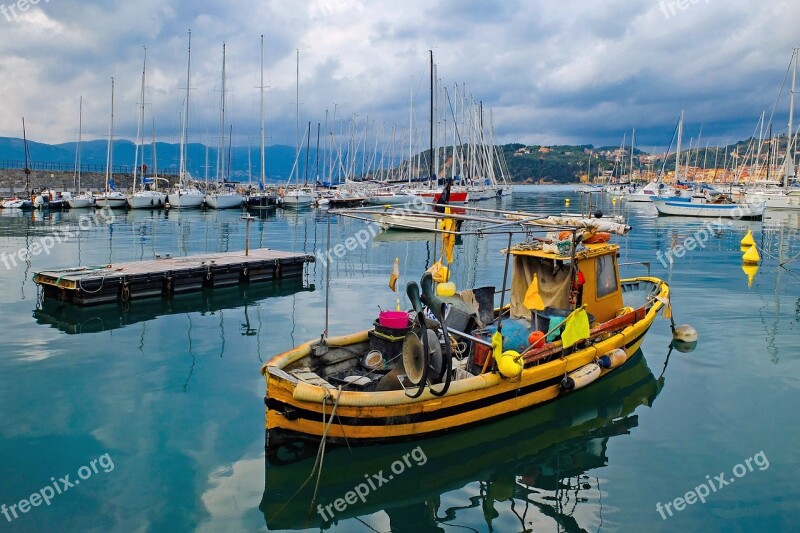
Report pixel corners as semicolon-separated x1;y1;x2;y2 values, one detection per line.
33;248;314;306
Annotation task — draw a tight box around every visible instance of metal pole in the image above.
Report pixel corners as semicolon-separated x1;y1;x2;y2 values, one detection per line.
324;211;331;338
496;232;513;332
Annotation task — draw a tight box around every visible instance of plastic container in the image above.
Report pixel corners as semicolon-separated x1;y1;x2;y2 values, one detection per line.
379;310;409;329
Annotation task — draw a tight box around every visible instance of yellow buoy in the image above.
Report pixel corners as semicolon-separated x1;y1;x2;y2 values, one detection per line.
742;244;760;264
740;230;755;250
436;281;456;297
612;197;617;205
742;263;758;287
565;198;570;205
497;350;523;378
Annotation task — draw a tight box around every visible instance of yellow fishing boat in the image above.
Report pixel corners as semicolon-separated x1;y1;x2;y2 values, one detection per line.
261;207;670;451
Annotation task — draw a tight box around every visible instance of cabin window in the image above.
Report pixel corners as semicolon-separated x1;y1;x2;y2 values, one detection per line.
596;255;618;299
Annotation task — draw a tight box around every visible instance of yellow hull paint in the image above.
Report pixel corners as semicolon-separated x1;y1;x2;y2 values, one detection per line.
262;277;666;443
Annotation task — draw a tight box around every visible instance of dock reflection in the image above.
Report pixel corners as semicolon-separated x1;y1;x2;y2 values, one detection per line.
33;279;314;334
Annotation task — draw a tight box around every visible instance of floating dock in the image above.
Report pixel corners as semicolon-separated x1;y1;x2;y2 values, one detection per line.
33;248;314;306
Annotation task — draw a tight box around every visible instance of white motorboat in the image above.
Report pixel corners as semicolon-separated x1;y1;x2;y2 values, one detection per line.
743;189;800;209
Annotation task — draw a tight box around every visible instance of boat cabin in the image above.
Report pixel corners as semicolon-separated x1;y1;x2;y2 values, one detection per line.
508;241;623;326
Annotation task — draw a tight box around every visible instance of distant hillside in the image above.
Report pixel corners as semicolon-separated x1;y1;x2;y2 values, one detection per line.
0;137;776;185
0;137;330;183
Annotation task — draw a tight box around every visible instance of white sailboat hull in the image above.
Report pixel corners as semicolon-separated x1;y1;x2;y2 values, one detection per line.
94;192;128;208
281;193;314;208
168;190;205;209
653;199;765;219
206;193;244;209
67;196;94;209
743;191;800;209
364;193;420;206
127;191;167;209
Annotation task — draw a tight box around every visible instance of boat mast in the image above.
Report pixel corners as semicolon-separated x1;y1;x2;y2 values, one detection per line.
786;47;797;188
22;117;30;195
75;97;82;193
429;50;434;188
217;42;227;187
259;34;266;189
105;77;115;193
675;110;683;183
179;30;191;186
408;76;413;184
134;47;147;191
295;48;300;187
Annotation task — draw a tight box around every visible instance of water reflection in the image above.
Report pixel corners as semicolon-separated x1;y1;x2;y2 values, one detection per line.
33;279;314;334
260;350;665;532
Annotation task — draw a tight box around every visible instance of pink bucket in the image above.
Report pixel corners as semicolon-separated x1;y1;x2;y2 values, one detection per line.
379;310;409;329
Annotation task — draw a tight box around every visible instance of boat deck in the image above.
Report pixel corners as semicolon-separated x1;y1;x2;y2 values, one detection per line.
33;248;314;306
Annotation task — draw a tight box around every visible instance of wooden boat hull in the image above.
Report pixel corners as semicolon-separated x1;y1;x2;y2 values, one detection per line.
262;277;668;447
261;349;662;528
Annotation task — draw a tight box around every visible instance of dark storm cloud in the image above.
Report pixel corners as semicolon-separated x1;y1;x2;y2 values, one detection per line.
0;0;797;152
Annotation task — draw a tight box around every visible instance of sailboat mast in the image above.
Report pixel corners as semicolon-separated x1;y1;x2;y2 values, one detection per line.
134;47;147;189
22;118;30;194
429;50;434;186
295;49;300;172
259;35;266;188
179;30;192;185
786;47;797;187
76;97;82;192
675;110;683;183
105;77;115;192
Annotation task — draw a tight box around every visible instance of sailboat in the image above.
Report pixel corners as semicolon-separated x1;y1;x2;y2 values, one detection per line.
2;118;34;209
94;77;128;209
744;47;800;210
654;111;766;218
205;43;244;210
167;30;206;209
280;49;314;208
246;35;279;211
127;48;167;210
68;97;94;209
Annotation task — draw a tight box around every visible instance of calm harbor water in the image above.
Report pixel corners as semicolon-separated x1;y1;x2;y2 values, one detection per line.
0;185;797;532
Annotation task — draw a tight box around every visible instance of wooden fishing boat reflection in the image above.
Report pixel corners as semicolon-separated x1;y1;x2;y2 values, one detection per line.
260;349;665;531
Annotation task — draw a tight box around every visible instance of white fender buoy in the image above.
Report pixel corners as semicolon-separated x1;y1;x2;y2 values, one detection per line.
599;348;628;369
560;363;601;391
672;324;697;343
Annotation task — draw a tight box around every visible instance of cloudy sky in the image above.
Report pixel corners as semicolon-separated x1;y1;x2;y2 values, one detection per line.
0;0;797;152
